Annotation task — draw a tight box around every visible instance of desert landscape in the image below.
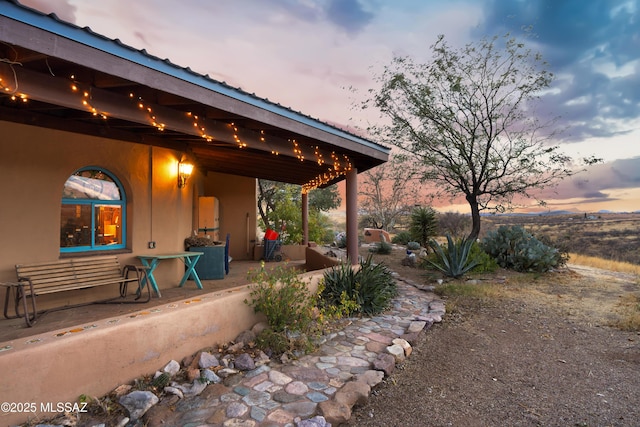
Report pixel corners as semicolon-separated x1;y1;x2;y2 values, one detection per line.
480;212;640;265
346;212;640;426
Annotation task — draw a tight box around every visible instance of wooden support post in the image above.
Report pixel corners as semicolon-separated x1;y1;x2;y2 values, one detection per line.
302;191;309;245
346;168;358;265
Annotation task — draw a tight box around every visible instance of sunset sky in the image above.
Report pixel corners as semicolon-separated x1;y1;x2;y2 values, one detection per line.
21;0;640;213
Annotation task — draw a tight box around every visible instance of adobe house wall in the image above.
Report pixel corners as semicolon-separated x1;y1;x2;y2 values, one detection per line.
0;121;255;309
201;171;258;261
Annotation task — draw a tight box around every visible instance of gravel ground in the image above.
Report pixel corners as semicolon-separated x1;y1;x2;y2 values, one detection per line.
347;251;640;427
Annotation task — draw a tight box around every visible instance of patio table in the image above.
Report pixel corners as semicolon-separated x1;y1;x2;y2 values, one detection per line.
136;252;204;297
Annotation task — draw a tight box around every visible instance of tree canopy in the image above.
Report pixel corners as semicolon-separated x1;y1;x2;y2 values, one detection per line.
257;180;341;244
362;33;599;239
358;155;421;231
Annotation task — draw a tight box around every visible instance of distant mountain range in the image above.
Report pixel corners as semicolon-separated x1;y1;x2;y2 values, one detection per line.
481;209;640;217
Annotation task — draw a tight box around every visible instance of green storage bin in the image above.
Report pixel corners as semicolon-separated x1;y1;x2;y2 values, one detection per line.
189;245;225;280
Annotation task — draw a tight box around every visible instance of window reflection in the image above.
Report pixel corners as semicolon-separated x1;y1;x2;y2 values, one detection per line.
60;204;91;247
61;168;125;251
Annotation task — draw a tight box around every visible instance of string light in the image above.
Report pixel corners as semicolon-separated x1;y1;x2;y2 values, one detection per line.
314;145;324;165
291;139;304;161
1;71;357;190
70;82;108;119
1;73;27;102
8;93;28;102
229;122;247;148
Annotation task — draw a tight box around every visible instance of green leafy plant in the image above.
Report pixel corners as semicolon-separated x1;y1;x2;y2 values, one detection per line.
321;255;397;316
369;240;392;254
319;291;362;319
481;225;562;272
254;328;316;356
409;206;438;248
468;241;499;273
427;235;479;278
537;233;570;267
392;231;412;245
245;262;316;333
151;372;171;389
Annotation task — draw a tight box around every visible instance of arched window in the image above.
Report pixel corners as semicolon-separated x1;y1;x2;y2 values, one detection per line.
60;167;126;253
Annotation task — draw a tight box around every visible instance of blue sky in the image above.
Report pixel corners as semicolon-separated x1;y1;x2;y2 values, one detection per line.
22;0;640;212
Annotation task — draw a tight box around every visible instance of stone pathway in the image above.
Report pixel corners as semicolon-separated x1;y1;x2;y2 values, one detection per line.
40;275;445;427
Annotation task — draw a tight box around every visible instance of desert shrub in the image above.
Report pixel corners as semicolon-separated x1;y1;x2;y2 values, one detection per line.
245;262;316;333
392;231;412;245
537;233;570;266
316;280;361;318
409;206;438;248
481;225;562;272
427;235;479;278
469;241;499;273
322;228;337;244
369;240;392;254
255;328;316;356
438;211;471;239
407;241;421;251
321;255;397;316
610;294;640;332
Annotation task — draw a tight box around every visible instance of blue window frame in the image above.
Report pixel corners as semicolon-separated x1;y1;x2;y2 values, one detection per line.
60;167;126;253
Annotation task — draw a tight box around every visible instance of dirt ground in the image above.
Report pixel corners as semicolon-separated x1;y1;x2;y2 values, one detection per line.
348;247;640;427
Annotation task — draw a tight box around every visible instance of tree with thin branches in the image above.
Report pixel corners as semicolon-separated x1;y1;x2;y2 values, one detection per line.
362;33;599;239
358;155;422;231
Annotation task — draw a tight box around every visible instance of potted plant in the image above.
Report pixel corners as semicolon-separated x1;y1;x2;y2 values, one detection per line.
184;235;225;280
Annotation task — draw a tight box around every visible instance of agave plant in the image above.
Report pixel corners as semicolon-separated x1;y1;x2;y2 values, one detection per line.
427;235;479;278
321;255;397;316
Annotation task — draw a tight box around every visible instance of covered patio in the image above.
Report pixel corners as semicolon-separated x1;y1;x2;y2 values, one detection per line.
0;2;387;425
0;248;345;426
0;1;387;275
0;259;272;342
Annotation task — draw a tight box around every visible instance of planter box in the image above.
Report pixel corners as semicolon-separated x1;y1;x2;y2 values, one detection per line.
189;245;225;280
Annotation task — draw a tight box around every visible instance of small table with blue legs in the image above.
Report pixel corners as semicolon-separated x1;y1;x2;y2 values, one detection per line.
136;252;204;297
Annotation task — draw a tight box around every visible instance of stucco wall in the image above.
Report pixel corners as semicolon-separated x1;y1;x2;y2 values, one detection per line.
201;171;257;261
0;121;257;309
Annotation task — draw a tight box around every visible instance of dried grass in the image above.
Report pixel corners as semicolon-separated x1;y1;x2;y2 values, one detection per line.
568;253;640;276
611;294;640;331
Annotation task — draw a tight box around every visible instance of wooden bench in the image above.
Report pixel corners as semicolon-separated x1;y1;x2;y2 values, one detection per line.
4;255;149;327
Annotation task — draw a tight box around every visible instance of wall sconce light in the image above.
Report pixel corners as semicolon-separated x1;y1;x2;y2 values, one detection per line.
178;161;194;188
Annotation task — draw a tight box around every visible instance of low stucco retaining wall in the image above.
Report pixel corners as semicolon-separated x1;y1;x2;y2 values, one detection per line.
0;269;326;426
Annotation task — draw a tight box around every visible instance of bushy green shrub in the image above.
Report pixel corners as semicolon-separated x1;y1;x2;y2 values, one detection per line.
392;231;412;245
245;262;316;333
369;240;392;254
316;282;361;318
407;241;421;251
469;241;499;273
254;328;315;356
427;235;479;278
321;255;397;316
481;225;563;272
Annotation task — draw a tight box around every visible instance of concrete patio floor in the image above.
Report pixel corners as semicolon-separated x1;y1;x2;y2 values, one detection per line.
0;260;303;343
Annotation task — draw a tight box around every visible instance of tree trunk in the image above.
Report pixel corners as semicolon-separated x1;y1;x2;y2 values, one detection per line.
467;194;481;241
